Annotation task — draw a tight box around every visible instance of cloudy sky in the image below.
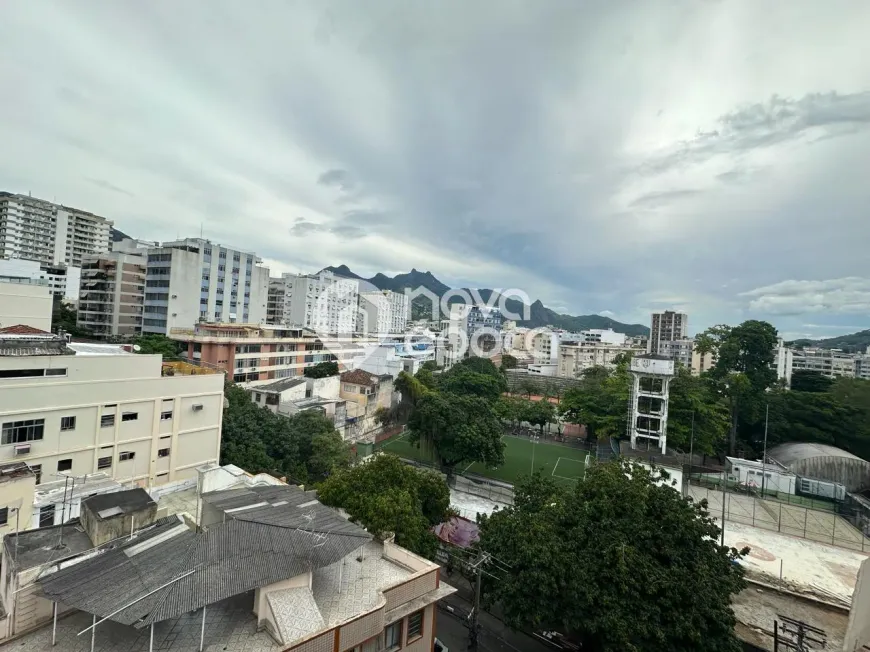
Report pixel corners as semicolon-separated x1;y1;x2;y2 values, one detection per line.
2;1;869;338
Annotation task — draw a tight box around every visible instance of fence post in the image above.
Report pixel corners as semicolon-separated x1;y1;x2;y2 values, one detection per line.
752;496;756;527
778;503;782;533
803;509;808;538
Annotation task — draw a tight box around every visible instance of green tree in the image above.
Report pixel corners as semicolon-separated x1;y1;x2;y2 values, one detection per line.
789;370;834;393
317;454;450;558
438;369;506;402
133;334;180;358
521;398;555;434
307;431;351;481
304;361;339;378
501;353;518;370
407;391;505;474
51;299;93;337
706;320;778;454
478;462;747;652
560;363;630;441
517;378;537;398
666;367;729;454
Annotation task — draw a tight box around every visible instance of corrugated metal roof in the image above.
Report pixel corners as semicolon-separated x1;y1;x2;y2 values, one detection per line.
38;487;371;628
769;442;870;466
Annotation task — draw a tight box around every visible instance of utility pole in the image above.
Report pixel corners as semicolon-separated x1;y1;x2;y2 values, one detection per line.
687;410;695;497
720;466;727;547
469;551;489;649
761;403;769;497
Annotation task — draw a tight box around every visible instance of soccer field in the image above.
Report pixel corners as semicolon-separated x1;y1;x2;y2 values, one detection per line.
378;433;589;486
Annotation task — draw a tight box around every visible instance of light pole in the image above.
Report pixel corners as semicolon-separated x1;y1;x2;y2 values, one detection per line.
720;466;727;547
761;403;769;497
686;410;695;497
530;434;540;474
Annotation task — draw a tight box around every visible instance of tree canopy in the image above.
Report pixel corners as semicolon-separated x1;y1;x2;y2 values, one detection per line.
133;334;181;358
317;453;450;558
478;462;747;652
303;361;339;378
221;383;350;483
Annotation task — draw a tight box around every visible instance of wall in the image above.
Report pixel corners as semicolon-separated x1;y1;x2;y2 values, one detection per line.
80;503;158;546
844;556;870;651
0;475;36;541
307;375;339;399
254;572;311;622
0;281;52;331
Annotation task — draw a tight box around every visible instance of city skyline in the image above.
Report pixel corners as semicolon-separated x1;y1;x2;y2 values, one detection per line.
1;2;868;340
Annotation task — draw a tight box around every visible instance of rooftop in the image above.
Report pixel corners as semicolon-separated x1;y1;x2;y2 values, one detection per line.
83;487;155;519
33;472;123;508
340;368;381;387
4;520;94;571
0;325;54;337
256;376;307;393
67;342;133;356
0;461;36;483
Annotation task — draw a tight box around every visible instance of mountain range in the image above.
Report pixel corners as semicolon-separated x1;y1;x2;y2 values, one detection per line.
323;265;649;336
789;330;870;353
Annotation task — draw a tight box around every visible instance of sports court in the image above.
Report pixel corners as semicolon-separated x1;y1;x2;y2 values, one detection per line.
378;433;589;485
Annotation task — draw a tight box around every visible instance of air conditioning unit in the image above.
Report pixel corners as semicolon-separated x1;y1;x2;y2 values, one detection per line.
14;444;31;456
171;294;177;299
192;403;204;412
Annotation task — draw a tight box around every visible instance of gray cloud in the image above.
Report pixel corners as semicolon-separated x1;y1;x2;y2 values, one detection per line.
0;0;868;335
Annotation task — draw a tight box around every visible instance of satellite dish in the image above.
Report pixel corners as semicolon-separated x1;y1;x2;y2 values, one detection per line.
132;344;141;351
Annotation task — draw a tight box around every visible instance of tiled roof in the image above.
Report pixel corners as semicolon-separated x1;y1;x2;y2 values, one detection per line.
0;324;54;336
340;368;379;386
38;486;371;628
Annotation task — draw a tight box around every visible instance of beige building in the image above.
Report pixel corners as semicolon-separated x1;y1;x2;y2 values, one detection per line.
0;280;52;332
559;342;644;378
649;311;688;355
691;347;717;375
78;238;147;338
0;330;225;491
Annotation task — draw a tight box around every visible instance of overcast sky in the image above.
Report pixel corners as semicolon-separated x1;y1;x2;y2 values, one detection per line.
2;1;869;338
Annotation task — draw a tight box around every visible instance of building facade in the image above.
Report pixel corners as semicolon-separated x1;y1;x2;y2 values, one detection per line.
170;322;373;384
0;331;224;490
649;311;688;355
77;239;147;338
790;347;857;379
0;192;111;268
265;277;285;325
0;281;52;332
357;289;410;334
659;338;694;369
143;238;269;335
0;259;80;300
274;271;360;333
558;342;643;377
447;304;504;361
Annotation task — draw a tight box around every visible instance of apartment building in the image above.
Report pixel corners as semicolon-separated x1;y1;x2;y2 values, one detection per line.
273;270;360;333
791;346;860;379
0;328;224;492
580;328;626;345
143;238;269;335
0;192;111;268
357;289;410;334
447;304;504;360
170;322;374;384
559;342;644;378
691;347;717;375
77;239;147;338
649;311;688;355
265;276;285;324
0;259;80;300
659;338;694;369
0;280;52;332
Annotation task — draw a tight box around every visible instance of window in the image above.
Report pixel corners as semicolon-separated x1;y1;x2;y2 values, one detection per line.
30;464;41;485
121;412;138;422
57;459;72;472
2;419;45;445
60;416;76;431
255;393;262;402
39;504;55;528
101;414;115;428
0;368;67;379
384;621;402;651
158;448;170;458
97;456;112;470
161;410;173;421
407;610;424;641
0;506;9;527
119;451;135;461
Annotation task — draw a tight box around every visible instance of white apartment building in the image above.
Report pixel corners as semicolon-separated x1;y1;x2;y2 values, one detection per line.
276;270;360;334
357;289;410;334
790;346;858;380
0;281;52;332
0;329;224;492
659;338;694;369
0;192;111;268
143;238;269;335
558;342;644;378
0;259;80;300
78;239;148;338
580;328;626;345
649;311;688;355
773;338;794;385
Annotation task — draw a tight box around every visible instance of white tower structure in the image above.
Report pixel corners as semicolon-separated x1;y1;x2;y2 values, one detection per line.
628;353;676;454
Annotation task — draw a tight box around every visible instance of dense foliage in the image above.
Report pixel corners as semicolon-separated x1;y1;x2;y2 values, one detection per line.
51;299;92;337
133;334;181;358
403;357;506;474
304;361;339;378
478;462;748;652
317;454;450;558
221;383;350;483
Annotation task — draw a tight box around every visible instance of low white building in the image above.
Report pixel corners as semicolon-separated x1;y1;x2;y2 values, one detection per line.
726;456;796;495
0;328;225;496
579;328;626;345
558;341;644;377
0;259;80;301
